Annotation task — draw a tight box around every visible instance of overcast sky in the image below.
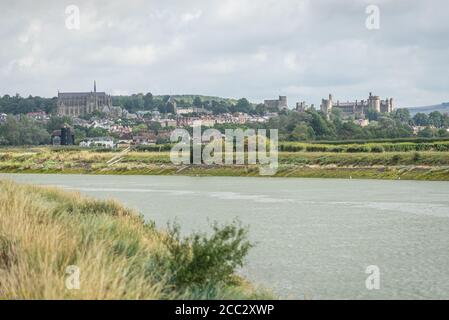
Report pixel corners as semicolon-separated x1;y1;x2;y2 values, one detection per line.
1;0;448;107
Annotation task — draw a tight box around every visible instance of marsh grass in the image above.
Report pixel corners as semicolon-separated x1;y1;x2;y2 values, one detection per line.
1;147;449;180
0;180;269;299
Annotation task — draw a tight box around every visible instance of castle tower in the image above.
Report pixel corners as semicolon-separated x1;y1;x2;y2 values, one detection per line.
374;96;380;112
279;96;288;109
368;92;381;112
320;94;333;116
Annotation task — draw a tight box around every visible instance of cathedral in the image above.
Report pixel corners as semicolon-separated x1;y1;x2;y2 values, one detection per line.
57;81;112;117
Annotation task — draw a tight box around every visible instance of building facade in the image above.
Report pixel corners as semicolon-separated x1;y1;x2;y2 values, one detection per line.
320;92;394;116
51;125;75;146
296;101;313;112
57;81;112;117
264;96;288;110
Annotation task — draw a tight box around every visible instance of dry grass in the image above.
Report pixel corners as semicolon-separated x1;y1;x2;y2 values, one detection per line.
0;180;266;299
4;147;448;180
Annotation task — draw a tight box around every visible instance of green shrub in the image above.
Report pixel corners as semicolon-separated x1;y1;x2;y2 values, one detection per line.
346;146;370;153
391;154;401;164
382;143;416;152
396;143;416;152
91;147;119;153
415;143;433;151
135;144;173;152
280;144;304;152
0;235;17;270
433;143;449;152
329;147;344;153
413;152;422;162
370;146;384;153
306;146;328;152
162;220;252;288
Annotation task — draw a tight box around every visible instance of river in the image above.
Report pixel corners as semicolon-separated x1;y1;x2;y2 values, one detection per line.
2;173;449;299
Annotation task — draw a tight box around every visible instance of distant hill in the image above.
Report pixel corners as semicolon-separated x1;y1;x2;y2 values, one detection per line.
154;94;238;105
407;102;449;115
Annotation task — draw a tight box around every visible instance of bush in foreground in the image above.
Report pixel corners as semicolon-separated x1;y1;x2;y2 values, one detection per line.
162;221;252;288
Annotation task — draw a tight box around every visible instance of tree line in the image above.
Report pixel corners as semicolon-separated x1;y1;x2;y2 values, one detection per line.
243;108;449;141
0;94;57;114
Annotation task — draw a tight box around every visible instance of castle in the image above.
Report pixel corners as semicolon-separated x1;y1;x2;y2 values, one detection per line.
320;93;394;116
264;96;288;110
57;81;112;117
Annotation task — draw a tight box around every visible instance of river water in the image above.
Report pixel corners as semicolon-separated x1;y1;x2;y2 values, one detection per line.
2;173;449;299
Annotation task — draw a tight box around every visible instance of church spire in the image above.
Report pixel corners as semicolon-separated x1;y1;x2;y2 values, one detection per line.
94;80;96;93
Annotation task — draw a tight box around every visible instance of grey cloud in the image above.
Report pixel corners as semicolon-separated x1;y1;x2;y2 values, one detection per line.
0;0;448;107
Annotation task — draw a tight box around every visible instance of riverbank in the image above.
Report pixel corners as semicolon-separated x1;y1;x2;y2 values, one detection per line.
1;147;449;180
0;180;269;299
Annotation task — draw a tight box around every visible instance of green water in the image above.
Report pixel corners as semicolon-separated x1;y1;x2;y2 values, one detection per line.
3;173;449;299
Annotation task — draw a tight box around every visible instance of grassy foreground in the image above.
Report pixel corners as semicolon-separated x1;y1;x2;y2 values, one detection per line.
0;180;269;299
1;147;449;180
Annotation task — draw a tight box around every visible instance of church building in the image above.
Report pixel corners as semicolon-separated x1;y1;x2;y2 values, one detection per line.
57;81;112;117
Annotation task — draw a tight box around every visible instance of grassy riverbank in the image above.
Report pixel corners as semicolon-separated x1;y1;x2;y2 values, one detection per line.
0;180;269;299
1;147;449;180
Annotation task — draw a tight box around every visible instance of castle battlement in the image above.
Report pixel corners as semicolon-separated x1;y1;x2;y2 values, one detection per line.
320;92;394;116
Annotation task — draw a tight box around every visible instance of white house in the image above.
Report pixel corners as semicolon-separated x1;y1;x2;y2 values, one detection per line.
79;137;115;148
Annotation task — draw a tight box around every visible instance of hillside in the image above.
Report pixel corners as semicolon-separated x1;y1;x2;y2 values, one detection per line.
154;94;239;105
407;102;449;115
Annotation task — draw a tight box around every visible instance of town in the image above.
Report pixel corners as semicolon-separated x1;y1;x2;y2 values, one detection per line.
1;81;449;148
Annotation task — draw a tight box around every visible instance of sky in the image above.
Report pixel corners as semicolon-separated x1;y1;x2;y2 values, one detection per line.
0;0;448;108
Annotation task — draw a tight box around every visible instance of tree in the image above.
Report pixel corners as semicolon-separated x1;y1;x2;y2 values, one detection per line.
132;123;148;135
413;113;429;126
210;101;231;114
0;116;50;145
337;122;366;140
46;116;73;132
428;111;444;128
193;96;202;108
443;113;449;128
290;124;315;141
86;127;110;138
255;104;268;115
148;121;162;133
144;92;153;109
308;110;335;138
438;128;449;137
233;98;252;113
133;94;145;111
393;108;411;124
418;126;436;138
366;108;379;121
